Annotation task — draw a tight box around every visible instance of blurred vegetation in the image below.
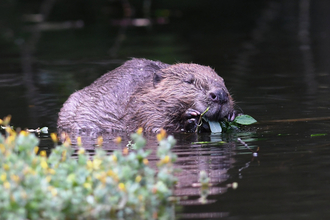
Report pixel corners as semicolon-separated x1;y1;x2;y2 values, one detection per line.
0;116;178;219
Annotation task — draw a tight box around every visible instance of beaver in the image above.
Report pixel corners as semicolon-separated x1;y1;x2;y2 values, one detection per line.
57;58;237;133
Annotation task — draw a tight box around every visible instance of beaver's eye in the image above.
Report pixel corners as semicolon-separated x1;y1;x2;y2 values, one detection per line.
183;74;195;84
203;84;210;91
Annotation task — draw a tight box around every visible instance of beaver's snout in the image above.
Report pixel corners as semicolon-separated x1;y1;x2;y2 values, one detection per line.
209;88;229;104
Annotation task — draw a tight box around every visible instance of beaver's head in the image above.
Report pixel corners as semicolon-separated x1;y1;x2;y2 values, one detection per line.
156;63;235;122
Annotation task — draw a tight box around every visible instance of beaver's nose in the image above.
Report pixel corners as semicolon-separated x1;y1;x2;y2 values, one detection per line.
209;89;229;104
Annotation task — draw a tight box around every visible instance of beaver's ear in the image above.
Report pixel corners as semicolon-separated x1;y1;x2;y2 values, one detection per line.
183;73;195;84
153;71;164;87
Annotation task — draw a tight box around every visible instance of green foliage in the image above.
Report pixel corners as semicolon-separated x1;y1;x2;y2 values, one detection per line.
233;115;257;125
220;114;257;132
0;119;177;220
198;106;257;133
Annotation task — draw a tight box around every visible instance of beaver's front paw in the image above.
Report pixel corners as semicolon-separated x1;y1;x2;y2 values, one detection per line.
184;108;201;118
182;108;214;132
182;109;201;132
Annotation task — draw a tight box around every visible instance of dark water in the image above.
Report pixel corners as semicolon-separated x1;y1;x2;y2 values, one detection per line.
1;0;330;219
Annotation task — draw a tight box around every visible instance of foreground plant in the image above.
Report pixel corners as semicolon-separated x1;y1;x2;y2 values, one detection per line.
0;116;177;220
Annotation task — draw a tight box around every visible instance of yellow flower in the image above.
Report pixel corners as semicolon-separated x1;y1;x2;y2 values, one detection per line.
34;146;39;154
0;173;7;182
143;158;149;165
156;128;167;141
135;175;142;183
40;150;47;157
83;182;92;190
0;119;2;125
3;181;10;189
61;150;67;161
136;127;143;135
86;160;93;170
122;147;129;155
3;164;9;171
46;176;52;182
107;170;113;176
32;158;38;166
114;136;122;144
0;144;5;153
41;160;48;169
23;167;36;176
96;136;103;146
78;148;85;155
63;137;71;147
11;175;20;183
93;158;102;170
48;186;58;197
3;115;11;126
118;183;126;191
52;188;58;196
96;172;107;184
20;130;28;136
107;170;119;181
111;155;117;163
160;155;170;164
50;133;58;143
6;135;15;145
77;136;82;146
86;159;102;170
4;151;11;157
48;169;56;175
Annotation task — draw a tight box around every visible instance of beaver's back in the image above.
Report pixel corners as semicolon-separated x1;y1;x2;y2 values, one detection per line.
57;58;169;132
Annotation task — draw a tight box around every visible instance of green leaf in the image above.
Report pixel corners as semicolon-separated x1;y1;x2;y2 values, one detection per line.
40;127;48;134
234;114;257;125
311;133;327;137
208;121;222;133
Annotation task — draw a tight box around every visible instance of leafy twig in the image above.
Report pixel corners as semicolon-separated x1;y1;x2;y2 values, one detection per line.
195;106;210;133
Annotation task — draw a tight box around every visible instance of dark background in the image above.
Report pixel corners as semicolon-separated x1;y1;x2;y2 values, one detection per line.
2;1;330;219
0;0;330;129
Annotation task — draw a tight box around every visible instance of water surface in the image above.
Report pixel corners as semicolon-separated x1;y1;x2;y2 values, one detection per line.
1;0;330;219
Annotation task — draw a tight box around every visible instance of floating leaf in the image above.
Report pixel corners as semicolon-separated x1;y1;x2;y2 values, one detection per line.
234;115;257;125
310;133;327;137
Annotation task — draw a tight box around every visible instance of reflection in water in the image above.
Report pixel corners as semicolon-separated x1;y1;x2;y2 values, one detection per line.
298;0;317;96
175;140;234;203
233;1;280;79
174;132;258;219
20;0;57;128
230;0;330;123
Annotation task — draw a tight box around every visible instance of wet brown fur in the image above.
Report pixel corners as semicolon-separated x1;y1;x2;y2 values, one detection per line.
57;58;234;133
